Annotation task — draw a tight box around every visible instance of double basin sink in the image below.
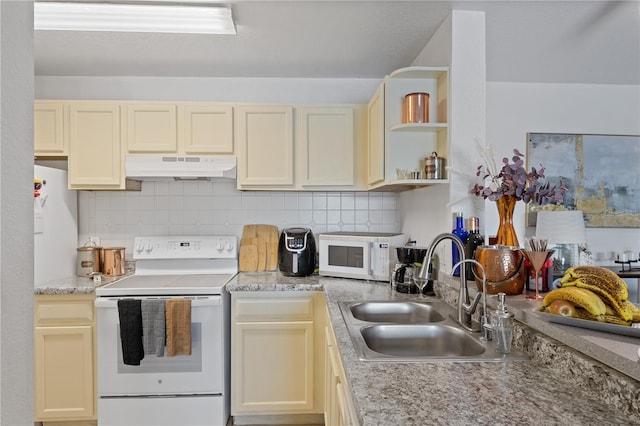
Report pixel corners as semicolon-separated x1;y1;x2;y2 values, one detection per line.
339;299;528;362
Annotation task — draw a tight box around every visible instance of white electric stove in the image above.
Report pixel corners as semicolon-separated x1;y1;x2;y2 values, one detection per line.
95;235;237;426
96;235;238;296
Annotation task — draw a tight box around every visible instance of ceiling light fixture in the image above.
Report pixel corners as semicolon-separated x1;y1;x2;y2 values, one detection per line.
34;2;236;35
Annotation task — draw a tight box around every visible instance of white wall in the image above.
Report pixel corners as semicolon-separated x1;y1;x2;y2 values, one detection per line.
400;10;487;270
36;76;380;104
78;182;401;258
0;0;34;423
486;82;640;264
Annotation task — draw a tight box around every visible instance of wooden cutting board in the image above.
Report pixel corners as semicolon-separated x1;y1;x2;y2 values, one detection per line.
241;225;279;271
239;244;258;272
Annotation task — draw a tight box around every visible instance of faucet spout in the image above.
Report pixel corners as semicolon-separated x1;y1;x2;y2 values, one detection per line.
418;233;472;330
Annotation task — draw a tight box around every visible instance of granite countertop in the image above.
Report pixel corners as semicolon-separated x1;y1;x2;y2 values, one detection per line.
227;272;640;425
37;271;639;424
34;273;132;295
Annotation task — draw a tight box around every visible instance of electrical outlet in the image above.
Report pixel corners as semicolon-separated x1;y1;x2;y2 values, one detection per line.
89;236;101;246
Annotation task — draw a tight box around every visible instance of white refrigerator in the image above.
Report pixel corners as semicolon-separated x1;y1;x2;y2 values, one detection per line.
34;165;78;286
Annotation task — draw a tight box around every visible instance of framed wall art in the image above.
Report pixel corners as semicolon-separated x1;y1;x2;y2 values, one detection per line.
526;133;640;228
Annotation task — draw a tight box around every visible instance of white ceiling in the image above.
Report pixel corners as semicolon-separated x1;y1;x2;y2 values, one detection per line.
34;0;640;85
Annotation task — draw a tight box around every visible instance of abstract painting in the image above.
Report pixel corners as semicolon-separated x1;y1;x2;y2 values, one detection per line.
526;133;640;228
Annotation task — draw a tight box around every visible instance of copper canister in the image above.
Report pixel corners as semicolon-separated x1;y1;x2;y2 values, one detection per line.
402;92;429;123
102;247;126;277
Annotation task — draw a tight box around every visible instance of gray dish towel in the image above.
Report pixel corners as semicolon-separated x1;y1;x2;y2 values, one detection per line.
141;299;166;357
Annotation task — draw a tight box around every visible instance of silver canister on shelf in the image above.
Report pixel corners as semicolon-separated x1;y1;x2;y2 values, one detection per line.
425;152;446;179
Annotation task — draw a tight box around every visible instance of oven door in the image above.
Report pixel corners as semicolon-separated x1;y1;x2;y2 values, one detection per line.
95;296;223;396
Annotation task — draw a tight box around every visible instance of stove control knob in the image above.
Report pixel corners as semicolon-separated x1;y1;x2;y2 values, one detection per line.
216;242;225;252
225;241;234;252
145;242;153;253
135;242;144;253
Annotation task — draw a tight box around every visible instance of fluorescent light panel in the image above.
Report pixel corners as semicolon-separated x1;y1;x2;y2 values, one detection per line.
34;2;236;35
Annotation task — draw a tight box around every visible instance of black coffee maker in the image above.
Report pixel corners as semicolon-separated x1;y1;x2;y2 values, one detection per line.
393;244;434;295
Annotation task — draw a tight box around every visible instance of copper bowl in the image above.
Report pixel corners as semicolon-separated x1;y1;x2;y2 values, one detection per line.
473;245;525;295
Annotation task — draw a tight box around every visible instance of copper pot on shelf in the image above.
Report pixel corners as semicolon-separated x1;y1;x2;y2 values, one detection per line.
402;92;429;123
473;245;525;295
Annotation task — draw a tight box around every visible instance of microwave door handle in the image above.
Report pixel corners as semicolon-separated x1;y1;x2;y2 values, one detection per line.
368;242;374;276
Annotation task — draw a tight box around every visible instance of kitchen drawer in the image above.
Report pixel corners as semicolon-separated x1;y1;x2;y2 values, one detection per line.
35;295;95;326
233;293;315;321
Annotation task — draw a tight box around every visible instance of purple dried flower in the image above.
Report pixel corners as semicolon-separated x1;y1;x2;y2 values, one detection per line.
470;148;565;205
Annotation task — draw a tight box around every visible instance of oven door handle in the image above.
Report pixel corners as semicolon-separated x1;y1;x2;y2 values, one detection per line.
95;297;222;308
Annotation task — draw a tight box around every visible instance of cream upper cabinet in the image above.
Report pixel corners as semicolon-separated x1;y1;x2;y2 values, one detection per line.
231;292;325;416
126;103;177;153
298;107;354;187
236;105;294;187
34;294;96;422
367;83;385;186
68;102;124;189
179;103;233;154
367;66;449;191
237;104;366;191
34;101;67;156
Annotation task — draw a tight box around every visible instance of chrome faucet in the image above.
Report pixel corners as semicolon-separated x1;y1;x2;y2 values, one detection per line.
418;233;482;332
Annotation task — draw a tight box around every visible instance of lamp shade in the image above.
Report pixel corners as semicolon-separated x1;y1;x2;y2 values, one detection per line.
535;210;587;245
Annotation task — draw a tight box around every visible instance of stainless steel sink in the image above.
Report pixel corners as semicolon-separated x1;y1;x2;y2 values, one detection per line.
349;301;446;323
338;300;529;363
361;324;486;357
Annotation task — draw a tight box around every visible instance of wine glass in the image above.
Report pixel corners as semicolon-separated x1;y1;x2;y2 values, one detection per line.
412;276;430;299
521;249;554;300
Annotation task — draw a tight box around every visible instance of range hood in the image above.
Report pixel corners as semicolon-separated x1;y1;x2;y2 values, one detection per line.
125;155;236;180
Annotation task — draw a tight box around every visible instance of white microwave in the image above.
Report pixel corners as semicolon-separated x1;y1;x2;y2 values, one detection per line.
318;232;407;282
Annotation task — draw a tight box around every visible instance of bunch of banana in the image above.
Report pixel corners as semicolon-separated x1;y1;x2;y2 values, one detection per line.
542;287;606;321
544;265;640;325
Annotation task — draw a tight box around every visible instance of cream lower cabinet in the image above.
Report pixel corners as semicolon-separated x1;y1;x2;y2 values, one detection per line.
324;304;359;426
231;292;324;416
34;294;96;425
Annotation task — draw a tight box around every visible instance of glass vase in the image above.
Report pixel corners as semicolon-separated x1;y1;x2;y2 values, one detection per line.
495;195;519;247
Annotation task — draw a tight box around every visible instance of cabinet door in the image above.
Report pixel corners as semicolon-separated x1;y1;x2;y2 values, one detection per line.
34;101;67;155
236;106;293;186
34;325;94;420
126;103;177;152
367;82;385;185
179;104;233;154
232;321;314;413
68;102;122;188
299;107;354;186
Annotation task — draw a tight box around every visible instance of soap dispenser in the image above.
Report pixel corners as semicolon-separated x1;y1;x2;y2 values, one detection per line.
491;293;514;354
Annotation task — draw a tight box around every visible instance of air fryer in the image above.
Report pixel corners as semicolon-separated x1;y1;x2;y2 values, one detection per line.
278;228;316;277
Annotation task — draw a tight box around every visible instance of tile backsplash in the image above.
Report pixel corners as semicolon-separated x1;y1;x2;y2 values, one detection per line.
78;179;400;258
